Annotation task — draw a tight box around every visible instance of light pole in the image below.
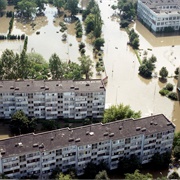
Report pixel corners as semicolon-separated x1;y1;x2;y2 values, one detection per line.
116;86;120;105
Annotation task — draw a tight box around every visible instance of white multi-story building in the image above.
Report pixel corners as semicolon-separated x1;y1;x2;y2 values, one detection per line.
0;114;175;178
137;0;180;32
0;80;105;120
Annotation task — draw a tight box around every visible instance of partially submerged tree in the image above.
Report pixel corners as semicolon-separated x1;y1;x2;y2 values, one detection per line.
65;0;78;17
159;67;168;79
0;0;7;13
17;0;37;18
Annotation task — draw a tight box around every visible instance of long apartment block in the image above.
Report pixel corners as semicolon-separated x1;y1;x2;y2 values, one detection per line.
137;0;180;32
0;114;175;178
0;79;105;120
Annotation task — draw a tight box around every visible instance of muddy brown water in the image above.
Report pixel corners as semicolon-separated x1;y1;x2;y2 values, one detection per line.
0;0;179;137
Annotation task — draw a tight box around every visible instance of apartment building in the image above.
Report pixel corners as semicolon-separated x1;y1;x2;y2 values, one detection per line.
137;0;180;32
0;114;175;178
0;79;105;120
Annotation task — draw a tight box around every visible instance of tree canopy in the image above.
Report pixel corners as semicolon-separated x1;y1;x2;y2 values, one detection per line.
168;171;180;179
49;53;64;79
95;170;109;180
17;0;37;18
173;132;180;160
0;0;7;12
125;170;153;180
10;110;37;135
103;104;141;123
65;0;78;16
159;67;168;79
118;154;141;174
78;55;93;79
118;0;137;28
139;55;157;78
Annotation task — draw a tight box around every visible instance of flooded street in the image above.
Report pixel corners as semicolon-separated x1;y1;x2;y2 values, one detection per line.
0;0;179;132
97;0;180;131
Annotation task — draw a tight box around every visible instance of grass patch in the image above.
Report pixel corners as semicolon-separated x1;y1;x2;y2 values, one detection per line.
134;50;142;65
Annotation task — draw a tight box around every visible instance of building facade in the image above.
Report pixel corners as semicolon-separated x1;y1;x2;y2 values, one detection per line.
0;114;175;178
0;80;105;120
137;0;180;32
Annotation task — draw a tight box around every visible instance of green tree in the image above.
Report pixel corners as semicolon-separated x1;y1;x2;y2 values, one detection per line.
64;62;83;80
175;67;179;76
53;0;65;12
10;110;37;135
168;92;178;101
17;0;37;18
118;0;136;28
0;49;19;79
165;83;173;91
139;56;156;78
159;67;168;79
174;146;180;161
173;132;180;147
82;0;96;20
93;12;102;38
36;0;47;13
58;173;72;180
94;37;105;50
83;161;108;179
27;52;50;79
149;152;171;170
65;0;78;17
103;104;141;123
129;29;139;49
18;49;30;79
85;14;95;34
125;170;153;180
0;0;7;13
118;154;141;174
169;171;180;179
78;55;93;79
49;53;64;79
95;170;109;180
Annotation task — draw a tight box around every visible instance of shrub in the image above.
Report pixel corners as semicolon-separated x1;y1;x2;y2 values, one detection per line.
166;83;173;91
159;88;169;96
168;92;178;101
80;48;85;54
79;42;85;51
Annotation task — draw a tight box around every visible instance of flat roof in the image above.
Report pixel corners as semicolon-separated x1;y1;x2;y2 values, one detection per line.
0;114;175;158
0;79;105;93
140;0;180;14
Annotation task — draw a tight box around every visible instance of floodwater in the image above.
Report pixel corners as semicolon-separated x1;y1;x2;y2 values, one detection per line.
0;0;179;133
0;4;93;63
97;0;180;131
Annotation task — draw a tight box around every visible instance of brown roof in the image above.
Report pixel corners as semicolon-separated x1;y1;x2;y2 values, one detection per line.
0;79;105;93
0;114;175;158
